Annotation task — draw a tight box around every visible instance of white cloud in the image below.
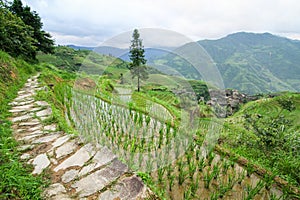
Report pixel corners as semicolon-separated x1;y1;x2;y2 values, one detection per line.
22;0;300;46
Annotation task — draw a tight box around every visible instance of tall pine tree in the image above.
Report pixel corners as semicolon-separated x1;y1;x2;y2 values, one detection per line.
129;29;148;92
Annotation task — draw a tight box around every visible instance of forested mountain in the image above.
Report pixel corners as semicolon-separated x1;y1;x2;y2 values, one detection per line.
199;32;300;94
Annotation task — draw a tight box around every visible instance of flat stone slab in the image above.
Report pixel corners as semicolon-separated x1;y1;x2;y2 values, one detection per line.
62;169;79;183
11;113;34;123
9;104;34;113
35;101;50;107
27;125;43;132
55;140;77;159
51;135;71;149
14;93;33;101
43;183;67;199
71;159;128;197
9;99;35;106
36;108;52;117
78;146;116;177
32;154;50;174
98;176;145;200
32;133;61;144
44;124;57;131
19;133;42;142
54;143;95;172
19;119;40;126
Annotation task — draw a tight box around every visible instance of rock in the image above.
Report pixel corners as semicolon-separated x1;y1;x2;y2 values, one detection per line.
71;159;128;197
9;99;35;106
17;144;34;151
43;183;67;198
33;133;61;144
35;101;50;107
62;169;79;183
78;146;116;177
36;108;52;117
98;176;145;200
32;154;50;174
44;124;57;132
55;140;77;159
11;113;34;123
54;143;95;172
51;135;71;149
19;119;40;126
20;153;31;160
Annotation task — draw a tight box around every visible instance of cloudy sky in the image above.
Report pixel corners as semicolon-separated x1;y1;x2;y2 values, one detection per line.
22;0;300;46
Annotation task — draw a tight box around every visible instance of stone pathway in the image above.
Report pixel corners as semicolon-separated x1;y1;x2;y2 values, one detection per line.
9;74;155;200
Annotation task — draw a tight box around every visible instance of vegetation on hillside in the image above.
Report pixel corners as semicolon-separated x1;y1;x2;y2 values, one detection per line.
150;32;300;94
0;0;54;60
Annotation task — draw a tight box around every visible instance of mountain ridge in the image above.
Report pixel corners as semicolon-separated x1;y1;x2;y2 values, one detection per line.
67;32;300;94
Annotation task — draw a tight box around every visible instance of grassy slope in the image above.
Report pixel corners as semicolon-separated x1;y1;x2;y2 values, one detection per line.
221;92;300;188
0;51;47;199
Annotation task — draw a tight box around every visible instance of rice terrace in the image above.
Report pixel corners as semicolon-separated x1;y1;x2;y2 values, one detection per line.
0;0;300;199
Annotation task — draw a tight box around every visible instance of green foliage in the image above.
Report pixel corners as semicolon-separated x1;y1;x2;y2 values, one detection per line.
38;46;128;76
129;29;148;92
188;80;210;101
9;0;54;54
0;7;36;60
223;93;300;188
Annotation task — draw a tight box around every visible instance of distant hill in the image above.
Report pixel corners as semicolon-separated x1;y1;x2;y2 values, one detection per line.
198;32;300;94
67;32;300;94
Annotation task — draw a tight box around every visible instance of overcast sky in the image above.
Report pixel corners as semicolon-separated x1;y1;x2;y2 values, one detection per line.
22;0;300;46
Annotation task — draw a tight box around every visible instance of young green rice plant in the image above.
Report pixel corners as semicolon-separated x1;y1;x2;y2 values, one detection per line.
183;186;193;200
146;155;153;172
246;162;255;177
195;148;201;161
145;115;151;126
208;151;215;166
157;167;165;184
263;172;276;191
243;180;265;200
237;170;246;185
222;160;230;175
204;168;213;189
210;191;220;200
186;150;193;165
188;160;197;180
178;167;187;185
168;175;175;191
212;164;220;180
190;176;199;197
158;127;164;149
198;157;206;172
227;172;236;191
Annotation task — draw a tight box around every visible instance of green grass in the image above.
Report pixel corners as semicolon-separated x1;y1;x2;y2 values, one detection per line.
220;92;300;189
0;51;47;199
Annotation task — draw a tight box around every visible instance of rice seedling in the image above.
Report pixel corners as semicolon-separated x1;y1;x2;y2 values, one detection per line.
243;180;265;200
188;160;197;180
204;168;213;189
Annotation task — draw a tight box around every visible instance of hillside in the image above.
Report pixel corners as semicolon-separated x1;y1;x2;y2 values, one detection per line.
199;32;300;94
69;32;300;94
